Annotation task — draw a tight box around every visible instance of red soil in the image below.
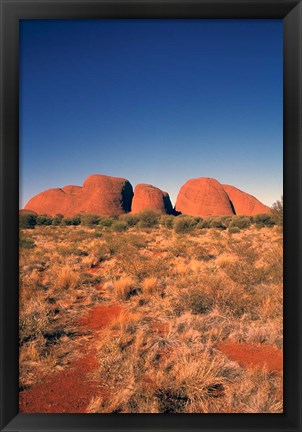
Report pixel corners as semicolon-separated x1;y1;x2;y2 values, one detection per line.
19;349;102;413
85;265;101;274
218;341;283;373
79;305;123;330
151;321;169;337
19;304;123;413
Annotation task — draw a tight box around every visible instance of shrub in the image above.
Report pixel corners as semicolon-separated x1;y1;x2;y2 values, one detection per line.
208;217;227;230
62;215;81;226
56;266;79;290
137;209;161;228
174;216;198;233
36;214;53;226
197;218;210;229
111;221;128;232
160;215;174;229
221;216;233;227
229;215;251;229
52;214;64;226
98;217;115;228
271;196;283;226
119;213;140;227
228;226;241;234
113;276;138;300
19;214;37;229
80;214;100;226
19;237;36;249
181;286;213;314
254;213;276;228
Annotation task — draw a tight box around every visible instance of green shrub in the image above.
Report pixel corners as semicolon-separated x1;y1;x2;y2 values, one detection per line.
173;216;198;233
62;215;81;226
36;214;53;226
254;213;276;228
208;217;227;230
19;213;37;229
80;214;100;226
52;214;64;226
271;196;283;226
221;216;233;227
160;214;175;229
111;221;128;232
228;226;241;234
19;237;36;248
98;217;115;228
118;213;140;227
229;215;251;229
137;209;161;228
197;218;210;229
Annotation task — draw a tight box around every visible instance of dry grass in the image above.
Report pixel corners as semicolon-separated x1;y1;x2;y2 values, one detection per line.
19;224;283;413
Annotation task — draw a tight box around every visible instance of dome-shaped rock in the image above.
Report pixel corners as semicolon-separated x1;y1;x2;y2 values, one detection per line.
24;174;133;217
175;177;234;217
222;184;270;215
131;184;173;214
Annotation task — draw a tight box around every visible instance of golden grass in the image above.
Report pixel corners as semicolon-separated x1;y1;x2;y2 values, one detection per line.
19;224;283;413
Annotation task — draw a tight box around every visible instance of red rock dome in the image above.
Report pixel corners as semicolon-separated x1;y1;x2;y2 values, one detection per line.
175;177;234;217
222;184;270;215
24;174;133;217
131;184;173;214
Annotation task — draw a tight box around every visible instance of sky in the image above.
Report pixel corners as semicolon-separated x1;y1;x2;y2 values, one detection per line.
20;19;283;208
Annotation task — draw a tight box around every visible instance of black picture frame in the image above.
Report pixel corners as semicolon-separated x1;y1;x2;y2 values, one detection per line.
0;0;301;431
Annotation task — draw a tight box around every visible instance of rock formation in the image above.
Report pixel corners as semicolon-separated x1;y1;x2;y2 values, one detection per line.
24;174;133;217
23;173;270;218
19;209;37;215
222;184;270;216
175;177;234;217
131;184;173;214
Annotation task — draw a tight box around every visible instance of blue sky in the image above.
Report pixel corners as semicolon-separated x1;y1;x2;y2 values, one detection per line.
20;19;283;207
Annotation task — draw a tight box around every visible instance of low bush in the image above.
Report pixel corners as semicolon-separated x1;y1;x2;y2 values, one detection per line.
137;209;161;228
36;214;53;226
220;216;232;227
271;196;283;226
228;226;241;234
52;214;64;226
19;237;36;249
98;217;115;228
119;213;140;227
80;214;100;226
62;215;81;226
111;221;128;232
174;216;198;233
19;213;37;229
229;215;251;229
254;213;276;228
208;217;227;230
160;214;175;229
197;218;210;229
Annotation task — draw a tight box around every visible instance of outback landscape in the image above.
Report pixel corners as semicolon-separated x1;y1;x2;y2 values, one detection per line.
19;175;283;413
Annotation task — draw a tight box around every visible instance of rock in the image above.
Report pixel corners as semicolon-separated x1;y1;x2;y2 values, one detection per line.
222;184;270;215
19;209;37;215
175;177;234;217
24;174;133;217
131;184;173;214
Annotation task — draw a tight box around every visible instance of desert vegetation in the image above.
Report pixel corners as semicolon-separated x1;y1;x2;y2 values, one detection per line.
19;210;283;413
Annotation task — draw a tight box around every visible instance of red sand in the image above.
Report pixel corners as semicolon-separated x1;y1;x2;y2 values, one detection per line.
151;321;169;337
19;349;101;413
79;305;123;330
218;340;283;373
20;304;123;413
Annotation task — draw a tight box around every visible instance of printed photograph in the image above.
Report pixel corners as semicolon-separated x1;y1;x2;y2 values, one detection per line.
19;19;283;413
